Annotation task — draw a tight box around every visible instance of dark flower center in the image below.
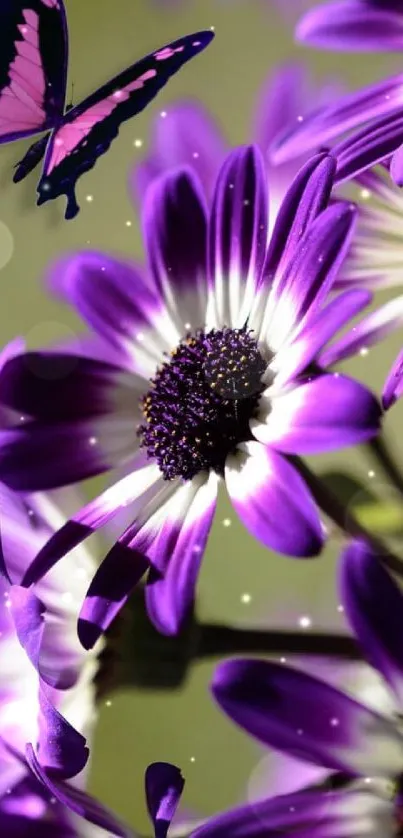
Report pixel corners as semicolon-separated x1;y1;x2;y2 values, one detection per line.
138;326;268;481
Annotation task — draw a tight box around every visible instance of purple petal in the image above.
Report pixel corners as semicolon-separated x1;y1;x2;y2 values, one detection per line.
47;251;174;378
209;145;268;327
262;153;335;287
131;100;226;202
0;416;137;491
78;540;149;650
26;745;132;837
142;168;208;328
0;352;138;421
264;202;357;351
271;288;372;387
320;295;403;367
270;73;403;167
383;347;403;410
36;690;88;778
253;374;381;453
225;441;323;558
21;458;161;586
9;586;45;673
145;762;185;838
212;658;403;776
297;1;403;52
340;540;403;702
146;472;218;636
192;785;392;838
334;110;403;183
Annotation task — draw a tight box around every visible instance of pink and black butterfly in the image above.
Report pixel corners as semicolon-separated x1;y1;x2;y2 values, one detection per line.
0;0;214;219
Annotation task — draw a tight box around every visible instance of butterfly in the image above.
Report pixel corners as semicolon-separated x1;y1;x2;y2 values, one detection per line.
0;1;214;219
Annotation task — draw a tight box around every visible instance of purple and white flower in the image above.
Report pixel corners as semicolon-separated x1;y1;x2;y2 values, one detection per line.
193;540;403;837
0;147;382;645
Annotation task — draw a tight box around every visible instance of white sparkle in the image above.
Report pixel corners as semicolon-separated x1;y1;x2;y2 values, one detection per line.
240;593;252;604
359;347;369;356
160;110;167;118
368;470;375;478
297;115;304;122
360;188;371;200
86;194;93;202
222;518;232;527
137;332;145;342
184;322;191;330
337;604;344;613
105;700;112;707
193;544;202;554
330;717;339;727
298;615;312;629
19;415;25;422
280;657;287;664
4;601;11;609
190;756;196;763
297;728;303;735
134;138;143;148
125;220;132;227
192;152;199;159
89;436;98;446
364;777;372;784
210;25;215;31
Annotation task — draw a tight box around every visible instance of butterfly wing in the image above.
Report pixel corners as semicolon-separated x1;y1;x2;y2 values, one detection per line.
36;30;215;219
0;0;67;144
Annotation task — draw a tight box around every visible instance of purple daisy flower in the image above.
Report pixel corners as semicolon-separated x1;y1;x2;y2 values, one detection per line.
0;147;381;645
193;540;403;837
383;347;403;410
296;0;403;53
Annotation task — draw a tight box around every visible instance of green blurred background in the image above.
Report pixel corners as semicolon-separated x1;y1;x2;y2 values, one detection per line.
1;0;402;832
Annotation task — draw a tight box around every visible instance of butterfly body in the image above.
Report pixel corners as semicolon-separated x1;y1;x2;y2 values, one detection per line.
0;0;214;219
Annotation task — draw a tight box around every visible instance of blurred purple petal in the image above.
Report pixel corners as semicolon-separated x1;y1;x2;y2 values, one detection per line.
320;295;403;367
225;441;323;558
212;658;403;776
297;1;403;52
145;762;184;838
383;347;403;410
340;540;403;702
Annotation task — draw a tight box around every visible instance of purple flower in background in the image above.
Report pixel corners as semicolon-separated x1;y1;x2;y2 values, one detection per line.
296;0;403;52
131;61;343;232
0;147;381;645
383;347;403;410
193;541;403;836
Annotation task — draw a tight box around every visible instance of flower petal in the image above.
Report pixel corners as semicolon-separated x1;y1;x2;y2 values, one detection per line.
212;658;403;777
297;1;403;52
208;145;268;328
0;416;138;491
0;352;142;422
47;251;176;378
340;540;403;703
193;785;393;838
9;586;45;676
253;374;381;454
319;295;403;367
225;441;323;558
262;153;335;290
21;456;162;586
146;471;218;636
271;288;372;387
334;110;403;183
26;745;131;837
145;762;185;838
142;168;208;331
270;73;403;167
131;100;226;201
383;347;403;410
263;203;357;352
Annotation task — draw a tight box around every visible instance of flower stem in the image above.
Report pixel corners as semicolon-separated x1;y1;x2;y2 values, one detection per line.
196;623;361;660
294;457;403;577
365;435;403;499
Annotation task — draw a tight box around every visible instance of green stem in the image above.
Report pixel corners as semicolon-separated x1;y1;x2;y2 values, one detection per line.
366;435;403;499
295;458;403;578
